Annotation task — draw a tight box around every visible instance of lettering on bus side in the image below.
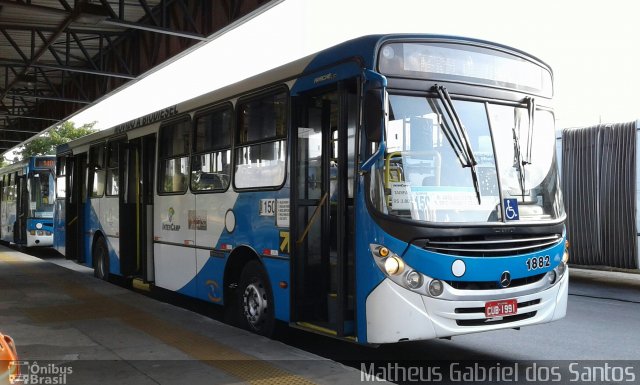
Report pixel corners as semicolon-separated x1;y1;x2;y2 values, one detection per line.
162;223;181;231
314;73;337;84
115;105;179;134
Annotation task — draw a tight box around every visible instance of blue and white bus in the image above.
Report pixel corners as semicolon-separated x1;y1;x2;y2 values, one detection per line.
0;156;56;247
54;34;568;343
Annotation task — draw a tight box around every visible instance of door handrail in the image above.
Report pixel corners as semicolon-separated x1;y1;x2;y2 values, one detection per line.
296;192;328;245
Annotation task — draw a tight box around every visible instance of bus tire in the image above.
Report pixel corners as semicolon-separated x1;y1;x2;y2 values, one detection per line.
93;236;109;281
238;260;275;337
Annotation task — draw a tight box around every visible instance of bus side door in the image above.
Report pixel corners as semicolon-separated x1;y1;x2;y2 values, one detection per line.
292;79;357;336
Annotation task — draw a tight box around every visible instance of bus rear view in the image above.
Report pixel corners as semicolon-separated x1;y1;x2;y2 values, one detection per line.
360;38;568;343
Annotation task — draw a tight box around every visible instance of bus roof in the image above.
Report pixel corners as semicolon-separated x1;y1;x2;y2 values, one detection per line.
57;33;551;154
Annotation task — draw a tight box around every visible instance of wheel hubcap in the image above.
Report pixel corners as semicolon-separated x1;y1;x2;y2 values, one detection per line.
243;282;268;329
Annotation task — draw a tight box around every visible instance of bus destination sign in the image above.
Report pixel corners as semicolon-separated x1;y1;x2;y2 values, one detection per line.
35;159;55;168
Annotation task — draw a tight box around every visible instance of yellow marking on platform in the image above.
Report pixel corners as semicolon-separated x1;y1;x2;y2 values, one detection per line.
0;251;318;385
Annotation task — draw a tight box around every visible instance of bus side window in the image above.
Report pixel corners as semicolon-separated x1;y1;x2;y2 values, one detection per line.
234;89;287;190
158;117;191;194
106;140;124;196
89;143;106;198
191;105;232;192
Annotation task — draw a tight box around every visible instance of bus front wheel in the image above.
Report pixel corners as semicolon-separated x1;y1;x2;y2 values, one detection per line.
238;260;275;337
93;236;109;281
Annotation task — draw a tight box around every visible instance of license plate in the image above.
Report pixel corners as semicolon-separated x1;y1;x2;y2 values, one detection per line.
485;299;518;318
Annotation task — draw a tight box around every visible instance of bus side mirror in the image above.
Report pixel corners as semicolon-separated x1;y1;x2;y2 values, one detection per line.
364;90;383;143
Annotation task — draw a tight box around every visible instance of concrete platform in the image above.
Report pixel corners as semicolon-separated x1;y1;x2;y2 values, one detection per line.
0;246;378;385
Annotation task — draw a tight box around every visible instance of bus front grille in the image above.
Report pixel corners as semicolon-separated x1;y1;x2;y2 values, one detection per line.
421;233;563;257
445;273;546;290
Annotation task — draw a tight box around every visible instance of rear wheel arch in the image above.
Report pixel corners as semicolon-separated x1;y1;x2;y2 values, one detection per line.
223;246;263;303
223;246;275;336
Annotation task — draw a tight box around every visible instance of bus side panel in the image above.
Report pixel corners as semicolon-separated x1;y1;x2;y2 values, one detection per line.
154;243;198;295
0;193;7;242
82;199;101;268
192;191;239;304
218;191;291;322
354;183;387;344
153;193;196;294
195;250;225;304
1;200;16;243
261;257;290;321
101;197;120;274
53;198;65;255
152;189;292;322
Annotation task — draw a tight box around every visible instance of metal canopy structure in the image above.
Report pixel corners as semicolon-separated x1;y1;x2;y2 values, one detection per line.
0;0;275;153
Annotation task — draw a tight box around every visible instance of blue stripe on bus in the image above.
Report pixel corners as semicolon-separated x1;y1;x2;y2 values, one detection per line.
401;237;565;282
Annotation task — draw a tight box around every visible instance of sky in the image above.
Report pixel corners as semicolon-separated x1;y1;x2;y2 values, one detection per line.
50;0;640;138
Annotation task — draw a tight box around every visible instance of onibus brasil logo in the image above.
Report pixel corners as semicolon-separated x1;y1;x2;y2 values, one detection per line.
2;333;73;384
7;361;73;384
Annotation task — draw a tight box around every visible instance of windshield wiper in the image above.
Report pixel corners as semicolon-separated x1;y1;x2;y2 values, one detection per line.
512;96;536;199
512;125;527;199
433;85;481;204
525;96;535;164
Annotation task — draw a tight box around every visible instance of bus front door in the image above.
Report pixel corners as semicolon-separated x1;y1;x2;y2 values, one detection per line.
292;81;356;337
119;135;156;281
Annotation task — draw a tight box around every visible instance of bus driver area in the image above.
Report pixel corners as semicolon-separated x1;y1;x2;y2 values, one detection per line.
0;248;370;385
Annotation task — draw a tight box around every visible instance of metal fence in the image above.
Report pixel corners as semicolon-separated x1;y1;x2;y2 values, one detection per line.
561;121;638;269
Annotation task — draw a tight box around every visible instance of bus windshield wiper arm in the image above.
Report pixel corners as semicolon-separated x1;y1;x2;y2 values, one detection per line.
512;125;527;199
434;85;481;204
525;96;535;164
512;97;535;198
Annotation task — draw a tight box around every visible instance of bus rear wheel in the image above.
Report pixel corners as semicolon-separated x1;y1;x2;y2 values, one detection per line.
93;236;109;281
238;260;275;337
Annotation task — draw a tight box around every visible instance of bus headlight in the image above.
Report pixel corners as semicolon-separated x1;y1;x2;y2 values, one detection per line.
370;244;436;295
547;270;557;284
384;256;405;275
428;280;444;297
552;240;570;281
406;270;423;289
555;260;567;278
562;242;570;264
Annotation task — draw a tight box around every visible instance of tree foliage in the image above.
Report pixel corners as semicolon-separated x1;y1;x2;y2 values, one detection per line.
16;121;97;160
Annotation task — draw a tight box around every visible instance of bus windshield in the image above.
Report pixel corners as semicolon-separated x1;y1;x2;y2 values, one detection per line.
29;171;55;218
368;94;564;224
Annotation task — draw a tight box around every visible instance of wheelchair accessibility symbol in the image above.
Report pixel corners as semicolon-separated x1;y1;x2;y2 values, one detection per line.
504;198;520;221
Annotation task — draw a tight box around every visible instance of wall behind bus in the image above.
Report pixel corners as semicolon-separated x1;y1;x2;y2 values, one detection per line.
561;120;639;269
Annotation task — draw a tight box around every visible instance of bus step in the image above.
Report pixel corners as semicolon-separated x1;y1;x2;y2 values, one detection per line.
292;322;356;341
132;278;150;292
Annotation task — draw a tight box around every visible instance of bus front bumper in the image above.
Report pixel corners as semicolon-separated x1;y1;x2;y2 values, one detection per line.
27;233;54;247
365;269;568;344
